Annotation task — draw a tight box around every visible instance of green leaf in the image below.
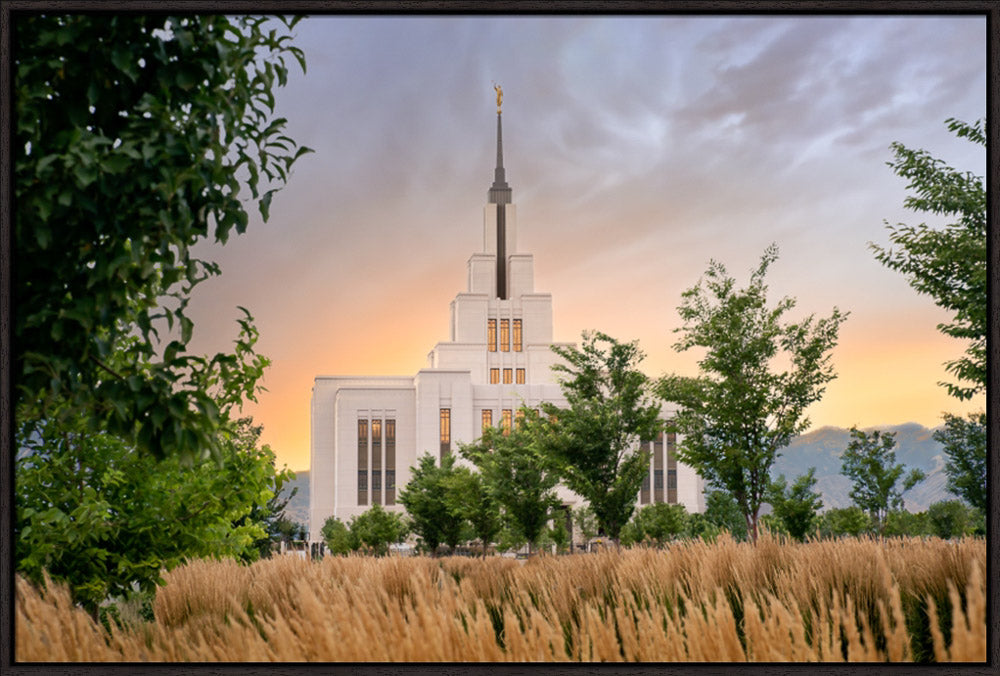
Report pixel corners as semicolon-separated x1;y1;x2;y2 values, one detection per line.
73;162;97;188
35;224;52;248
258;189;275;221
35;154;60;175
103;154;131;174
110;45;139;82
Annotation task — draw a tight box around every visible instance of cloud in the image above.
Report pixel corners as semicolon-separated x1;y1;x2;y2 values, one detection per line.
179;15;985;471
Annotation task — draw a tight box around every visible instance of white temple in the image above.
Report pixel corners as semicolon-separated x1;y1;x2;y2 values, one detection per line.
309;94;703;541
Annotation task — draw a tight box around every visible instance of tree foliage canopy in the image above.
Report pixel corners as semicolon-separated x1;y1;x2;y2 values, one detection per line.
541;332;662;543
441;463;503;557
14;14;311;463
766;468;823;541
348;504;410;556
16;313;289;610
840;427;925;534
620;503;688;547
397;453;467;554
926;499;974;540
700;489;749;541
870;118;985;401
659;245;846;543
460;411;561;552
321;516;358;556
933;411;986;514
16;411;287;615
816;506;871;538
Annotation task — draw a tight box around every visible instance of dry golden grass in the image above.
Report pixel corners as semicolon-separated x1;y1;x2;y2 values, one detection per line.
15;533;986;662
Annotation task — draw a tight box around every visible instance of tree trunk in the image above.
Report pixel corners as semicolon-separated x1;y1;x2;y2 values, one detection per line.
746;510;759;544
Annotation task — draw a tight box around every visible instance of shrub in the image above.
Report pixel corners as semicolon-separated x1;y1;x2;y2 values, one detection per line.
817;506;871;538
622;503;688;546
926;500;972;539
884;510;929;537
349;505;410;556
321;516;357;555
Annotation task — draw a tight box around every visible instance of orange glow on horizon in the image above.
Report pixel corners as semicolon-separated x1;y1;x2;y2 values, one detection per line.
255;308;984;473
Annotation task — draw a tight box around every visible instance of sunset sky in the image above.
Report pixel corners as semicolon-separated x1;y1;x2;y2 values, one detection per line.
185;15;987;472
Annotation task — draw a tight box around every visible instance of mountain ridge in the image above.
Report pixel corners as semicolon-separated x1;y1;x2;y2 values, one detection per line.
772;422;951;511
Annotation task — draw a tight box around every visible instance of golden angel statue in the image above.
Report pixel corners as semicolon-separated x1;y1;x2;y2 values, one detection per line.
494;84;502;113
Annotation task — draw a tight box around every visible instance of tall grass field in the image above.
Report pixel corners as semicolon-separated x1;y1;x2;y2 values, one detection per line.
16;533;985;662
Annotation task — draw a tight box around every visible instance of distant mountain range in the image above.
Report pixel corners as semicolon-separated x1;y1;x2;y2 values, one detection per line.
771;422;953;512
278;470;311;528
282;423;957;530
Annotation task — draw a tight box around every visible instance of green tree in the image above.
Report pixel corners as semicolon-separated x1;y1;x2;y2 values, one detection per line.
14;15;311;463
817;506;872;538
702;489;748;541
883;510;930;538
348;504;410;556
547;512;572;554
871;119;985;527
766;468;823;541
659;246;847;543
272;518;306;549
16;417;282;616
321;516;358;556
643;503;688;544
397;453;466;555
926;500;972;540
840;427;925;535
619;517;643;547
933;412;986;514
442;466;502;557
15;320;284;615
870;118;985;401
621;503;688;547
684;512;722;541
541;332;662;545
14;421;274;613
572;505;599;544
234;420;297;560
461;413;561;554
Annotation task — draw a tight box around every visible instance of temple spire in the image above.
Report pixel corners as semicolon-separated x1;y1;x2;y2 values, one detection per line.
488;85;511;299
488;85;511;205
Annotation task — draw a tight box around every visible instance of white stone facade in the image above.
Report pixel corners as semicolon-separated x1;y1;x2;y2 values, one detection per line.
309;113;703;542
